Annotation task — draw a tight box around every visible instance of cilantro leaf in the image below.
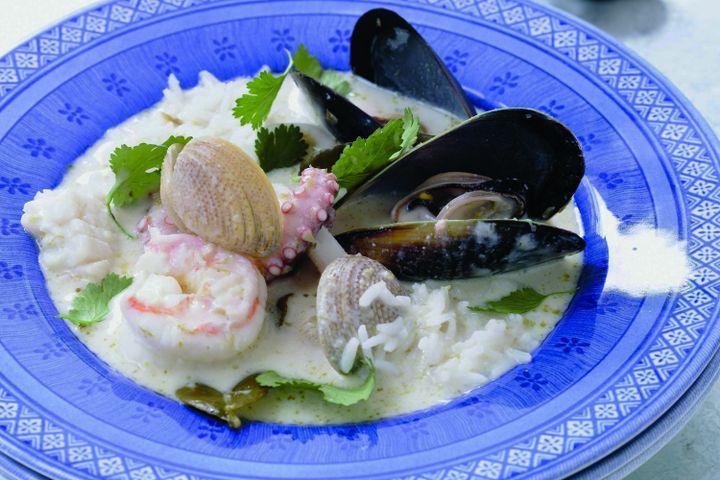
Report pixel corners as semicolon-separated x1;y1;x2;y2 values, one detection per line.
293;44;352;96
256;361;375;406
332;108;420;190
319;70;351;96
233;46;350;131
468;287;575;315
293;44;323;80
391;108;420;160
59;273;133;326
107;144;165;207
162;135;193;148
255;124;309;173
105;136;192;237
233;53;294;129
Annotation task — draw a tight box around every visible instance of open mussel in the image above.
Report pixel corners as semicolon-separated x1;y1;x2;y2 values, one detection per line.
336;219;585;280
351;8;475;119
390;173;527;222
337;108;584;221
294;9;586;283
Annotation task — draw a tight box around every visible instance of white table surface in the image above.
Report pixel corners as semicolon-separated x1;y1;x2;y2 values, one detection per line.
1;1;719;479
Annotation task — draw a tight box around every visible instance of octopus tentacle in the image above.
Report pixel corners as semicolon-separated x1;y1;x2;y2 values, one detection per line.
261;168;339;279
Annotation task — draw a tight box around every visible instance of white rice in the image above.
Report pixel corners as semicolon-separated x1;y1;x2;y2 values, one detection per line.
351;283;549;394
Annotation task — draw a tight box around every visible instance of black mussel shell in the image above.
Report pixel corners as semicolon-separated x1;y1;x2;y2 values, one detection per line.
291;72;381;143
337;108;585;220
336;219;585;280
351;8;475;119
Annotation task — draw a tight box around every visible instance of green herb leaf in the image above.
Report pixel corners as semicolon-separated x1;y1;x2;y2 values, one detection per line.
332;108;420;190
320;70;351;96
391;107;420;161
255;124;308;173
256;361;375;406
105;136;192;237
233;53;294;129
107;143;164;207
293;44;323;80
468;287;575;315
293;44;351;95
233;46;349;131
162;135;193;149
59;273;133;326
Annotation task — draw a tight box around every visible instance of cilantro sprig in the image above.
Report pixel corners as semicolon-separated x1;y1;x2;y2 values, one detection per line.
255;124;308;173
177;361;374;428
256;360;375;406
59;273;133;326
468;287;575;315
233;44;350;130
233;52;294;129
331;108;420;190
106;135;191;237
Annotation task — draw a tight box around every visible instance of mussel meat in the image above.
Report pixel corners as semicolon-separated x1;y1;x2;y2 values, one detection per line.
351;8;476;119
336;219;586;280
390;173;527;222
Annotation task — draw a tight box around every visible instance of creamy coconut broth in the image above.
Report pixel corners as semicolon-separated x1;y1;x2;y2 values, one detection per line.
22;70;583;424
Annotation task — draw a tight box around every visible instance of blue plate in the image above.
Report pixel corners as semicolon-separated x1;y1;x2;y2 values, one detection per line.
0;448;46;480
573;342;720;479
1;1;719;479
4;337;718;480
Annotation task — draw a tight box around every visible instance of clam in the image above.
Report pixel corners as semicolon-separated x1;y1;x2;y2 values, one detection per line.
316;254;405;374
351;8;475;119
160;137;283;256
335;220;586;280
336;108;584;221
390;173;527;222
307;228;404;375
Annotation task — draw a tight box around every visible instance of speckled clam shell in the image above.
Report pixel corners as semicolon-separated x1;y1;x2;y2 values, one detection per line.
160;137;283;257
316;254;404;374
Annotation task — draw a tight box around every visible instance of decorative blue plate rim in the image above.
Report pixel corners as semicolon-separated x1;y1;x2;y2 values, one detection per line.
574;344;720;479
0;1;719;479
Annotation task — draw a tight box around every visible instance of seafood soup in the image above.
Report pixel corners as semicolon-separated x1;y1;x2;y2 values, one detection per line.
22;9;585;426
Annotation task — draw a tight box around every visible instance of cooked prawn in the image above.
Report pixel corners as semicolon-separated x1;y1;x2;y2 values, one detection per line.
121;228;266;362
